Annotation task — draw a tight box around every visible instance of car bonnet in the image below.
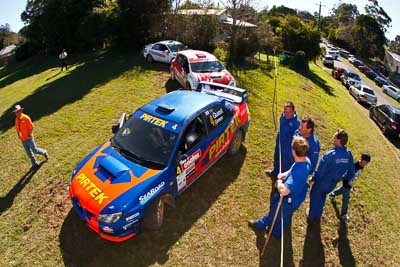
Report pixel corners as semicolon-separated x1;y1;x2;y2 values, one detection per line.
69;141;162;216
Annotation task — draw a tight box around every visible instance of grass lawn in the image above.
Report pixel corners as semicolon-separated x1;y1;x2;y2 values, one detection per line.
0;50;399;266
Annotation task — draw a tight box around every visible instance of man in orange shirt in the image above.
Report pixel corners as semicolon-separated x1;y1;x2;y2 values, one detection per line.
14;105;48;168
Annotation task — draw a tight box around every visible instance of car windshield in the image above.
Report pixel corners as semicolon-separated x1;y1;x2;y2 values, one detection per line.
348;72;361;80
190;61;225;73
111;117;178;169
168;43;185;53
363;88;375;95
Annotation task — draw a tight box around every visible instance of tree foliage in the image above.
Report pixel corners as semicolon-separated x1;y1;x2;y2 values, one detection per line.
352;14;385;59
389;35;400;55
365;0;391;32
275;15;320;61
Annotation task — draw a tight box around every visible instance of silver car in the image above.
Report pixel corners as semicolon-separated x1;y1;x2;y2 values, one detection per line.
349;84;377;105
382;85;400;102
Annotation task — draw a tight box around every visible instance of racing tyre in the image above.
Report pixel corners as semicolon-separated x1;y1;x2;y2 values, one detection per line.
146;55;154;63
143;196;164;230
228;130;243;155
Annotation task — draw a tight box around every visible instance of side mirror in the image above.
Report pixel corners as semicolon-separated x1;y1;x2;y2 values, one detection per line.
111;112;126;134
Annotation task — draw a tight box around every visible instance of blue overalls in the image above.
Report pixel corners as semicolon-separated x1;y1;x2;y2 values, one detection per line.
271;112;300;177
308;146;355;221
255;159;311;237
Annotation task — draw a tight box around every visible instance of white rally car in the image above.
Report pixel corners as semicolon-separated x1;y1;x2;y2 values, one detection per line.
143;40;186;64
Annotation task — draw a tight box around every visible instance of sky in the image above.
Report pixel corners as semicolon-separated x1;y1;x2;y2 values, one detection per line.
0;0;398;41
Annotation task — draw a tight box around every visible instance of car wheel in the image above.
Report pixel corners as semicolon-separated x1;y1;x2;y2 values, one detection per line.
228;130;243;155
146;55;154;63
143;196;164;230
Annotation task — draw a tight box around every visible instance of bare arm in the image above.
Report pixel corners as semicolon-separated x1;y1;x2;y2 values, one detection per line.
277;180;290;196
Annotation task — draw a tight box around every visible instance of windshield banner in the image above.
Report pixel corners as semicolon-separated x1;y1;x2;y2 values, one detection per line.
134;110;180;133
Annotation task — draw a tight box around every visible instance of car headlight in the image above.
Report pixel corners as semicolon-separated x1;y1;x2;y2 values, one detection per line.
97;212;123;224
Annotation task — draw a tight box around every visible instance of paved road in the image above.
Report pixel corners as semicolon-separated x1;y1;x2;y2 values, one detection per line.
329;57;394;105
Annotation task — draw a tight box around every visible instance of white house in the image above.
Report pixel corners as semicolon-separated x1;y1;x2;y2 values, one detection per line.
385;50;400;74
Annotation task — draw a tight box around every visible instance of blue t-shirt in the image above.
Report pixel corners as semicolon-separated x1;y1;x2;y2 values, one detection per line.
284;159;311;209
290;130;320;174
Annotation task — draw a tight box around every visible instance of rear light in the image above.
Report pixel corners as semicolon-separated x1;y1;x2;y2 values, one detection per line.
390;122;398;130
363;95;367;99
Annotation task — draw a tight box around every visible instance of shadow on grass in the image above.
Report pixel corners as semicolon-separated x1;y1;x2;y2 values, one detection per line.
256;225;295;267
0;162;44;215
0;51;169;134
386;135;400;150
331;200;356;266
0;56;58;89
302;70;335;96
300;221;325;267
59;147;247;266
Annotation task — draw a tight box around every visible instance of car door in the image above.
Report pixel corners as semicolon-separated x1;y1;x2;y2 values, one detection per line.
175;55;189;87
173;104;231;194
158;44;170;63
377;105;390;127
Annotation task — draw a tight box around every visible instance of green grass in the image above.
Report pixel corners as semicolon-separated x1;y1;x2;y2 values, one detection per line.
0;50;399;266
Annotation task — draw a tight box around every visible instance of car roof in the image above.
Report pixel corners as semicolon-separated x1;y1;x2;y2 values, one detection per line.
156;40;183;46
178;49;217;63
140;90;219;124
325;55;333;58
385;85;399;91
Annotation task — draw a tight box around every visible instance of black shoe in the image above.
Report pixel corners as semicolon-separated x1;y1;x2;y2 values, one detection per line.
31;164;40;170
248;219;258;230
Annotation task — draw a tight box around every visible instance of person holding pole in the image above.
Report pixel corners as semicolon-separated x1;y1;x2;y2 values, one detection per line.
307;129;355;223
249;136;311;237
266;102;300;178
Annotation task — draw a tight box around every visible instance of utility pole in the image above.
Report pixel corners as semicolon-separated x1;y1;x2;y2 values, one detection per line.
316;1;326;31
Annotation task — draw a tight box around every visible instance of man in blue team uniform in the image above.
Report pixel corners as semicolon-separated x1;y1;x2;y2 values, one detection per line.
289;116;320;174
249;136;311;237
307;129;355;223
266;102;300;177
329;152;371;221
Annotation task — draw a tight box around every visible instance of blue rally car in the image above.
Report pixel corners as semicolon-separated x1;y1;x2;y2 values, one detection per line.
69;82;250;242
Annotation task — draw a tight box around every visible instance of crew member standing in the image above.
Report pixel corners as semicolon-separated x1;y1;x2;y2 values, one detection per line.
14;105;48;168
307;129;355;223
249;136;311;237
329;152;371;221
290;116;320;174
266;102;300;177
59;48;68;71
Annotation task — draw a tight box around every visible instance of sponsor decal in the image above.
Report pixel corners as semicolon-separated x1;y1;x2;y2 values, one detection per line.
176;172;186;191
176;149;202;191
102;226;114;233
139;181;165;205
209;116;241;160
125;212;140;222
123;220;139;230
140;113;168;128
76;173;110;205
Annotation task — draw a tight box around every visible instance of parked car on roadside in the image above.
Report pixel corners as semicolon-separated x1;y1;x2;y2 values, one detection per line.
323;54;334;67
349;84;377;105
327;50;339;60
171;49;236;90
374;76;389;87
348;56;357;64
365;70;378;80
144;40;186;63
352;59;364;67
339;50;350;58
332;67;345;80
358;65;371;73
341;70;361;89
382;85;400;102
369;104;400;136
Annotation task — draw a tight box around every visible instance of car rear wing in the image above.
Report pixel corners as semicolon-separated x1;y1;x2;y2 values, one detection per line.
195;82;248;104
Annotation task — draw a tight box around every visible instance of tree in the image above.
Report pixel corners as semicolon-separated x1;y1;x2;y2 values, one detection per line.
365;0;391;32
268;5;296;17
328;3;359;49
276;15;320;61
352;14;385;59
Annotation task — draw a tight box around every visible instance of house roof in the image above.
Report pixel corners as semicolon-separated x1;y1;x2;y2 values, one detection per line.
386;50;400;62
177;9;226;16
0;44;17;56
220;16;257;27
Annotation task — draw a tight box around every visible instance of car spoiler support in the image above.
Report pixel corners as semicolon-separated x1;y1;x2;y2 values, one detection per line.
195;82;248;104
